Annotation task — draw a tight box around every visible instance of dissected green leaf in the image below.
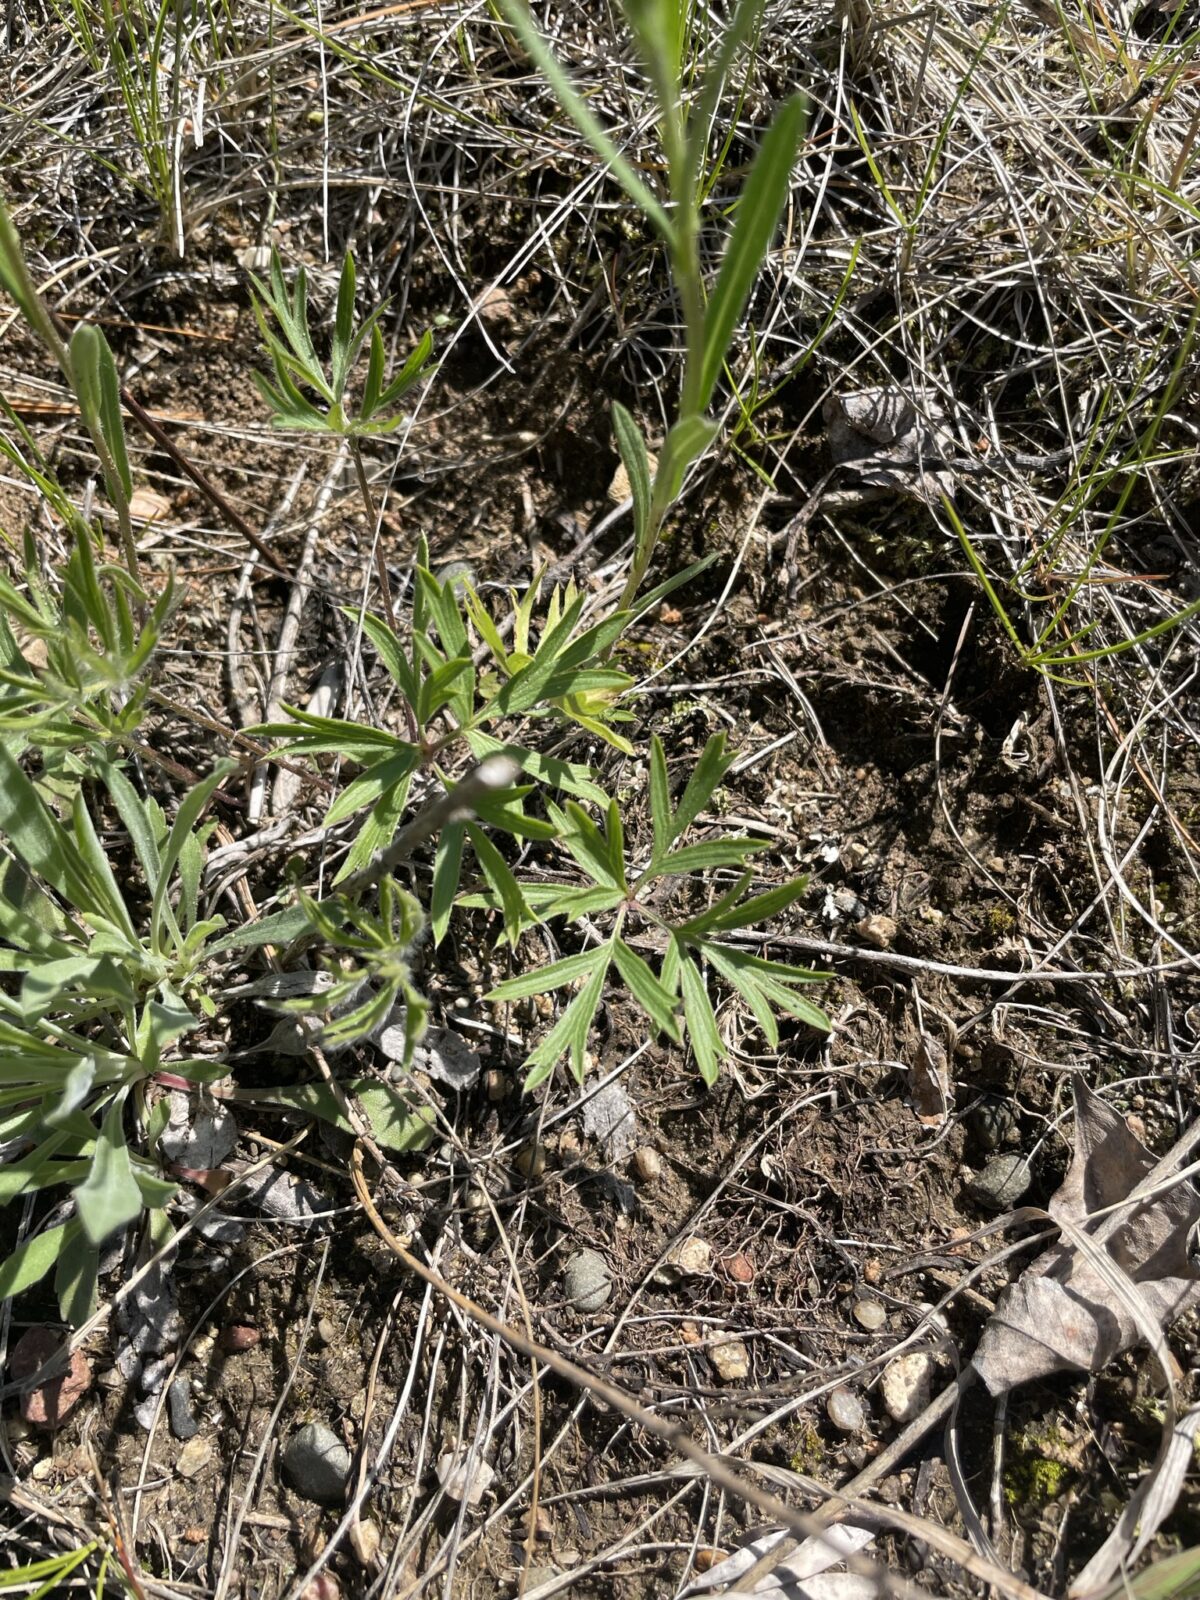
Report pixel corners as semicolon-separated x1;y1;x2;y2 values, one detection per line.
431;820;465;946
489;945;607;1002
679;952;723;1086
466;822;534;945
523;953;609;1090
259;1079;435;1152
612;936;680;1040
655;837;768;874
671;731;736;843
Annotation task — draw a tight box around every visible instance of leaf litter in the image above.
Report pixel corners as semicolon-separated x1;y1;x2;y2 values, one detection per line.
973;1081;1200;1392
970;1080;1200;1589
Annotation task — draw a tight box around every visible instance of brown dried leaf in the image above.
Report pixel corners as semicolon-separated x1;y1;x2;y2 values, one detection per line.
909;1030;952;1127
973;1083;1200;1394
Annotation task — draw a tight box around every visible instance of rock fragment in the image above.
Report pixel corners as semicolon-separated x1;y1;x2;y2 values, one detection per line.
880;1353;934;1423
283;1423;351;1505
826;1387;865;1433
563;1249;612;1313
10;1328;92;1429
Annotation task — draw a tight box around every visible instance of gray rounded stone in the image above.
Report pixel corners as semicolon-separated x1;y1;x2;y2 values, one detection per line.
969;1097;1019;1153
563;1249;612;1313
969;1153;1032;1212
283;1423;351;1505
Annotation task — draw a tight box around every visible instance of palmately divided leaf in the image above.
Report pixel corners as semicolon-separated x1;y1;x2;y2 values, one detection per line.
679;953;723;1086
522;953;610;1090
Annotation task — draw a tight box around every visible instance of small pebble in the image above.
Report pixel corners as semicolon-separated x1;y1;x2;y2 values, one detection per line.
283;1423;351;1505
968;1153;1032;1212
563;1249;612;1313
316;1317;337;1345
654;1235;712;1282
724;1252;755;1285
349;1517;380;1566
855;913;897;949
709;1337;751;1382
969;1097;1018;1152
522;1504;554;1542
168;1377;200;1441
176;1434;215;1479
853;1299;887;1331
880;1353;934;1423
219;1324;260;1353
515;1141;546;1181
484;1070;509;1102
11;1328;92;1430
298;1577;341;1600
631;1146;663;1183
826;1387;865;1433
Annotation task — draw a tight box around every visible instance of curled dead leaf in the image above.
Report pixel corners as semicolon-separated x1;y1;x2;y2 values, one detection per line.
973;1082;1200;1394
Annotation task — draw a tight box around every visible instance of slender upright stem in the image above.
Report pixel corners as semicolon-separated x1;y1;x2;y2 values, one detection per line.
349;439;396;630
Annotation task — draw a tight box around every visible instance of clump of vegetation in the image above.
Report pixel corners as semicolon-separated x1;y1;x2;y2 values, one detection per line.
0;0;830;1319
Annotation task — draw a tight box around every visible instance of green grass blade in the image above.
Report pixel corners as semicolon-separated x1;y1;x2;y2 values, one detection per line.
697;93;807;409
496;0;676;244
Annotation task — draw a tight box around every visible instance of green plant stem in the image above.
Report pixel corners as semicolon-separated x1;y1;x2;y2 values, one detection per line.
614;228;708;618
349;438;396;629
80;411;141;586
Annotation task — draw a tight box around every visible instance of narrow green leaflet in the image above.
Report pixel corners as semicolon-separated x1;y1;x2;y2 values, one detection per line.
611;937;680;1040
697;94;808;409
655;838;768;874
463;731;608;805
355;609;419;707
679;952;723;1086
430;820;465;946
333;774;413;883
648;734;672;864
682;875;812;935
553;800;627;891
673;730;736;841
466;822;535;945
325;748;418;827
611;400;652;544
490;945;607;1002
523;953;610;1090
701;941;781;1046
